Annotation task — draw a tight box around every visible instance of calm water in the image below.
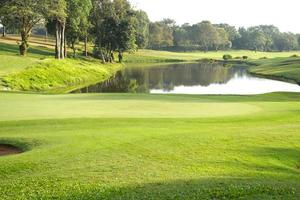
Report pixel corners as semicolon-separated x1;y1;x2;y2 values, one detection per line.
72;63;300;95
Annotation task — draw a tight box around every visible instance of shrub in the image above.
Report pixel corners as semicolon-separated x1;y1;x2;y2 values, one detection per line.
242;56;248;60
259;57;268;59
234;56;242;59
290;54;298;58
223;54;232;60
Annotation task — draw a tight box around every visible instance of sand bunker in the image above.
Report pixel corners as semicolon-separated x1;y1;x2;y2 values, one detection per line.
0;144;22;156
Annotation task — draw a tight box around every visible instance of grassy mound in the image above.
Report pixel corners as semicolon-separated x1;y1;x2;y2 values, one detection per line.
1;58;122;93
250;57;300;84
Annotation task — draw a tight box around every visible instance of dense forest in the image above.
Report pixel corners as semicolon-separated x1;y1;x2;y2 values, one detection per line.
1;0;300;62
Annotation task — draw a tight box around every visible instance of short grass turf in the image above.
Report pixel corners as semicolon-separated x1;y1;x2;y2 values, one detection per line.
0;92;300;199
124;49;300;63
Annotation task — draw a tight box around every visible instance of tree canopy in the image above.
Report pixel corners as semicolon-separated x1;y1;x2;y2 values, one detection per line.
0;0;299;61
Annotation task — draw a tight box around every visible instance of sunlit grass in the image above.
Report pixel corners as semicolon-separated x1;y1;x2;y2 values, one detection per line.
0;92;300;199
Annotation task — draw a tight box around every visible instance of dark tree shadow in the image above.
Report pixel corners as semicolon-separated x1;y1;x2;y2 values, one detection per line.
0;43;54;57
61;178;298;200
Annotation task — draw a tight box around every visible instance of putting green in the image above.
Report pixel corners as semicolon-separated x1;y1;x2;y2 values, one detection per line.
0;93;263;121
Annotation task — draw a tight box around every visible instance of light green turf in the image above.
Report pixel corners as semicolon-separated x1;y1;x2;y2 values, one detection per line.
0;92;300;199
124;49;300;63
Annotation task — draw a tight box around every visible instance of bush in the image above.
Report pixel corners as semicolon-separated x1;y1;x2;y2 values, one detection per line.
223;54;232;60
242;56;248;60
259;57;268;59
234;56;242;59
290;54;298;58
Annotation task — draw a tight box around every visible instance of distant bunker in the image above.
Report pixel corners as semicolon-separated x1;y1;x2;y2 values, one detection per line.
0;144;23;156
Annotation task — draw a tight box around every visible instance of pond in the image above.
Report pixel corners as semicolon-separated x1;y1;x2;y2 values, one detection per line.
72;62;300;95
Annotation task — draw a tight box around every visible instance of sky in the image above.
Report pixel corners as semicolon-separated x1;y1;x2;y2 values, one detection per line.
129;0;300;33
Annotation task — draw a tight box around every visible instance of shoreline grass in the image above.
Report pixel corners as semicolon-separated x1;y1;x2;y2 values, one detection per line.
249;57;300;85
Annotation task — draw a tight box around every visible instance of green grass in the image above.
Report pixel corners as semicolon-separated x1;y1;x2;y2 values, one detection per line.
250;57;300;85
1;37;300;93
0;92;300;199
0;42;53;76
0;41;122;93
1;36;300;199
124;49;300;63
1;58;122;93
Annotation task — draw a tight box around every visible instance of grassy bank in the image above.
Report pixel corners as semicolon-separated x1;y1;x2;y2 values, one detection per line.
1;58;122;93
0;92;300;199
0;38;122;93
250;57;300;85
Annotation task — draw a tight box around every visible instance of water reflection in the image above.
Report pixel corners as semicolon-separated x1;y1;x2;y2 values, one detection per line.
72;63;300;95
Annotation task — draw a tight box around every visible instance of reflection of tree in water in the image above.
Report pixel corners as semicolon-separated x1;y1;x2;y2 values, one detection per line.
75;63;244;93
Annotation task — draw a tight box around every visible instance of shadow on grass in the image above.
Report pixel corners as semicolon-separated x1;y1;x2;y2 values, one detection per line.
249;147;300;171
63;178;297;200
64;92;300;103
0;43;53;57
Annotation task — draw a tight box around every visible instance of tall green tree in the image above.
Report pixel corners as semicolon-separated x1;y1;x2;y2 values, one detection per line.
148;21;173;49
274;32;298;51
133;10;150;49
1;0;48;55
91;0;136;63
191;21;218;52
65;0;92;57
215;28;231;50
46;0;67;59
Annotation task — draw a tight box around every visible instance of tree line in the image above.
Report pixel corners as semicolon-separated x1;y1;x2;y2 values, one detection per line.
0;0;149;62
149;20;300;52
1;0;300;63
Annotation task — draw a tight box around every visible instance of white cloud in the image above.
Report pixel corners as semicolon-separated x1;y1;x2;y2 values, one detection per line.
129;0;300;33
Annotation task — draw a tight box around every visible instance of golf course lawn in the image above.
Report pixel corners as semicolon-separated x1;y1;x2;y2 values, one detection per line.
0;92;300;199
1;36;300;199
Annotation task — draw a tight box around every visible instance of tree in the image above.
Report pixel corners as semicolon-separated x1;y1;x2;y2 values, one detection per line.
133;10;150;49
148;21;173;49
173;26;189;46
191;21;218;52
91;0;136;63
215;28;231;50
247;27;267;52
2;0;48;55
274;32;298;51
216;23;239;43
0;0;10;37
46;0;67;59
65;0;92;57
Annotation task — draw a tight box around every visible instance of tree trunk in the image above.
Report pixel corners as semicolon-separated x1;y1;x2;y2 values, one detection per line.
64;37;67;58
84;36;88;57
20;30;29;56
55;21;66;60
2;26;5;37
60;22;65;59
55;22;61;59
100;51;105;63
72;43;76;58
45;29;48;43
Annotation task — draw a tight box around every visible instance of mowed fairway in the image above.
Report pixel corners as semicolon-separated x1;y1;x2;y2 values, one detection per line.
0;92;300;199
